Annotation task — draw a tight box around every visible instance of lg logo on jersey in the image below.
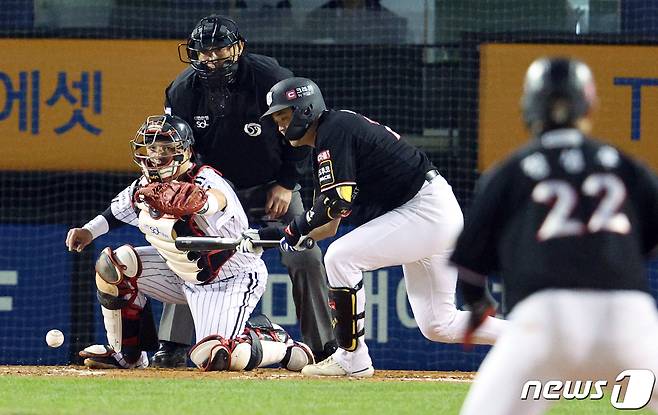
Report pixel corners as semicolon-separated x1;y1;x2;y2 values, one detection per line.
521;369;656;409
244;123;261;137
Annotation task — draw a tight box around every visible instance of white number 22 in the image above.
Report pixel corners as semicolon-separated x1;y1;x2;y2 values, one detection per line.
532;173;631;241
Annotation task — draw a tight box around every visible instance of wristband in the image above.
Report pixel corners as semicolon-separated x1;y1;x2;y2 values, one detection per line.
197;193;221;216
82;214;109;239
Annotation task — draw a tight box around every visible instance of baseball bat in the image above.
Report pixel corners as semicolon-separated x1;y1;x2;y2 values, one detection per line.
174;236;315;251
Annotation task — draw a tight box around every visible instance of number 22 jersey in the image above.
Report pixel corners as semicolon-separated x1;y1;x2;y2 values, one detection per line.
451;129;658;312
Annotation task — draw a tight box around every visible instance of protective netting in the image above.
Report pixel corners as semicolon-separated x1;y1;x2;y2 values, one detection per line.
2;2;657;390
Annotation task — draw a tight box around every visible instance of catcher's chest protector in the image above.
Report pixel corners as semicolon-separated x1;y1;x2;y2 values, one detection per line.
137;208;203;284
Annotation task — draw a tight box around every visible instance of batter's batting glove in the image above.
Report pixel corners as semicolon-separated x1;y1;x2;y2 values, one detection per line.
237;229;263;255
280;218;316;252
282;221;302;246
280;235;313;252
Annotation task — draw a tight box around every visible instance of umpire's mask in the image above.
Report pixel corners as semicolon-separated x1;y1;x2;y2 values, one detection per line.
178;15;245;87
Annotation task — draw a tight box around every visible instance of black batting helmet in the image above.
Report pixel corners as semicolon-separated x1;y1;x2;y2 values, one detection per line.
178;15;245;85
131;114;195;182
261;77;327;141
521;57;596;133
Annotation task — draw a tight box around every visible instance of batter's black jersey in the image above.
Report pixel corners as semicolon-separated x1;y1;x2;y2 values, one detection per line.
451;129;658;312
313;110;434;225
165;53;309;190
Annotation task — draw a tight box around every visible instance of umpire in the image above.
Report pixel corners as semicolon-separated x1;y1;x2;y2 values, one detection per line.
154;15;335;367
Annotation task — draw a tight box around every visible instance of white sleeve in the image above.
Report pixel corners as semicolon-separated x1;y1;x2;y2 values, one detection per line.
110;179;141;226
195;168;236;230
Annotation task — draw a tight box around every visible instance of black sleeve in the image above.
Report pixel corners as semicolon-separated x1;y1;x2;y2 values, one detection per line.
164;82;173;111
267;62;301;189
450;164;510;276
276;140;311;190
630;160;658;254
252;54;294;90
271;63;293;82
101;206;128;231
163;75;193;121
317;129;357;193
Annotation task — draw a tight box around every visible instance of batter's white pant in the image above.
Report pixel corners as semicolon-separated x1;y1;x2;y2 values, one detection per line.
325;176;506;371
460;289;658;415
129;246;267;342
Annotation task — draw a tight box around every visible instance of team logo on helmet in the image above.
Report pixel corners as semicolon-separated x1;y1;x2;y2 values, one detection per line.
243;123;262;137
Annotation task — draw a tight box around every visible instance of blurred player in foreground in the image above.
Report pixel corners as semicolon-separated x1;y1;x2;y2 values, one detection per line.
453;57;658;414
254;77;507;377
65;114;313;372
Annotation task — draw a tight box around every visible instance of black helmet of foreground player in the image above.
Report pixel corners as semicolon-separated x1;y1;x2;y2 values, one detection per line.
521;57;596;134
261;77;327;141
131;115;195;183
178;15;245;85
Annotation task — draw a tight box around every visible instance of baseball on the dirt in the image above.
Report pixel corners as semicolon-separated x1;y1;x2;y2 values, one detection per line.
45;329;64;348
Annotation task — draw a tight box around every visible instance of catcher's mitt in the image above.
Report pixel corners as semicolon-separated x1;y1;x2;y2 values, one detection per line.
134;181;208;218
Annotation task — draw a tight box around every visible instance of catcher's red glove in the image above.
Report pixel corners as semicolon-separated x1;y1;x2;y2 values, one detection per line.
134;181;208;218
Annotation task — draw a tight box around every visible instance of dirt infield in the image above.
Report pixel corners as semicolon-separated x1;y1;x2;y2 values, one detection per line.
0;365;474;382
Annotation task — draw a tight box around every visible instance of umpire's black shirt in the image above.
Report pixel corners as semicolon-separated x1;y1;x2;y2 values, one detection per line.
313;109;434;225
165;53;308;190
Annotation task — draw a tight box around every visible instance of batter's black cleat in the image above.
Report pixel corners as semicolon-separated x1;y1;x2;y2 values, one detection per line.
150;341;189;368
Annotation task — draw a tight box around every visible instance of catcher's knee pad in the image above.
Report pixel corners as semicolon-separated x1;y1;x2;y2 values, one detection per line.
95;245;143;354
96;245;141;287
189;335;232;372
328;280;364;352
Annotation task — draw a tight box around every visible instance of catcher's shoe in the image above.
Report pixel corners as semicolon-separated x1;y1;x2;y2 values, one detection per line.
301;355;374;378
79;345;149;369
150;341;188;368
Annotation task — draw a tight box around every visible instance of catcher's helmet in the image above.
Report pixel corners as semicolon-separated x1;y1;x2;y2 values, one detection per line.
522;57;596;133
179;15;244;85
261;77;326;141
132;115;195;182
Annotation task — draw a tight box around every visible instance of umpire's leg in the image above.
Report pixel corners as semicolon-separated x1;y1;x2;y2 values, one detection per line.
158;303;195;344
152;302;195;367
281;190;336;360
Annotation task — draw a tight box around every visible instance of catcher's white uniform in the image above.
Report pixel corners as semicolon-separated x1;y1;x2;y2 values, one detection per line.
105;165;266;341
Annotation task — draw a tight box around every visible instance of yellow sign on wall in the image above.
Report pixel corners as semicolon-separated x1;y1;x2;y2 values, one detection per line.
0;39;185;171
479;43;658;171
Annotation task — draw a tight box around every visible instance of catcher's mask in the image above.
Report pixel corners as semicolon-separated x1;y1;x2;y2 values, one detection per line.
261;77;326;141
131;115;195;182
178;15;245;86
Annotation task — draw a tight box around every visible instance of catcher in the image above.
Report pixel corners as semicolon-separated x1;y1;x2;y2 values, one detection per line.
65;114;313;372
